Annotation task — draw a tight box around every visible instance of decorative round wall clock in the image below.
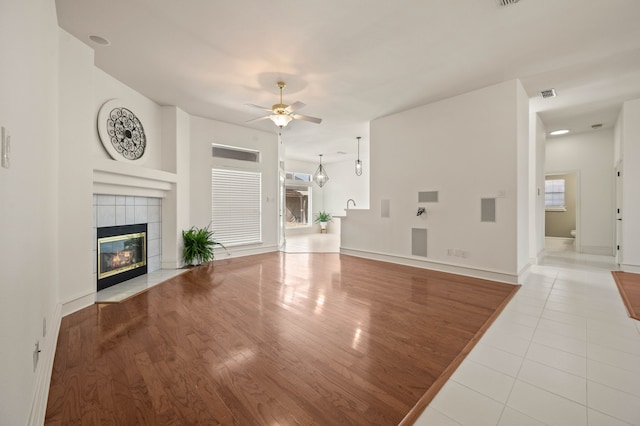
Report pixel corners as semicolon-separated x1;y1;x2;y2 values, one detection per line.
97;99;148;163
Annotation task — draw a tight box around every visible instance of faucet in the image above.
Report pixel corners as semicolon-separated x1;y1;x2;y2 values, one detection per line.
347;199;356;209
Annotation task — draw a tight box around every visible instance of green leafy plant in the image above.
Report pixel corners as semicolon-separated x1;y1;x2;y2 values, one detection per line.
182;224;226;266
313;211;333;223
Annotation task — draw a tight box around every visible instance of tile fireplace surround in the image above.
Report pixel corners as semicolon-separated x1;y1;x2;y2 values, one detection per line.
93;195;162;287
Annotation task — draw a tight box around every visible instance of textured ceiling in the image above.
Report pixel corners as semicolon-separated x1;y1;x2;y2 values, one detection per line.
56;0;640;163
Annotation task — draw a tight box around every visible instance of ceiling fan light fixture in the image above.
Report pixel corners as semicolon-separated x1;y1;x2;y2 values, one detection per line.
270;114;292;128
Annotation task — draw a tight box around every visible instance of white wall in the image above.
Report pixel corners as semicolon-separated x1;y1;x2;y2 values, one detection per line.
545;129;615;255
322;158;370;217
342;80;528;283
93;69;165;170
516;82;530;275
619;98;640;270
57;30;95;305
189;116;279;257
0;0;60;424
529;114;546;262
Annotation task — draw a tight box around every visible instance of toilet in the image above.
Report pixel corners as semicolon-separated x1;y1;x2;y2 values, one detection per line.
570;229;576;238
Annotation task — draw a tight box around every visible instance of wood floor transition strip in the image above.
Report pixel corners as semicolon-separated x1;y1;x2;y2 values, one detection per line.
612;271;640;321
398;282;520;425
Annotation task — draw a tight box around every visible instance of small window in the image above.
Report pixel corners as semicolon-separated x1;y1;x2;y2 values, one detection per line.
212;144;260;162
285;171;312;182
545;179;566;211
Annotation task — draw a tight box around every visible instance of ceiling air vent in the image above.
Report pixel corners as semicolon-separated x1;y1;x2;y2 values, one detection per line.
498;0;520;5
540;88;556;98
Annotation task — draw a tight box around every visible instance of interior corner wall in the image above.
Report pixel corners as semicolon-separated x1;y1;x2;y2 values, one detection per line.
161;106;190;268
321;158;370;217
0;0;60;423
516;81;530;275
620;98;640;270
57;29;95;304
189;116;279;257
341;80;524;281
530;114;546;262
545;129;614;255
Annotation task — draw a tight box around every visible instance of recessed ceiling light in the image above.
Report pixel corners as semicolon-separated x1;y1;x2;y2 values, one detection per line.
89;35;110;46
549;129;570;136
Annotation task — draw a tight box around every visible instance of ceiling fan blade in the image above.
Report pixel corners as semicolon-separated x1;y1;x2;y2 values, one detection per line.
285;101;306;113
246;115;272;123
292;114;322;124
246;103;274;112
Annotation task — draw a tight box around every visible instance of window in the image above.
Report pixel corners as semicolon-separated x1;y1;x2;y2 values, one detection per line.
545;179;566;211
212;144;260;162
285;172;312;182
211;169;261;246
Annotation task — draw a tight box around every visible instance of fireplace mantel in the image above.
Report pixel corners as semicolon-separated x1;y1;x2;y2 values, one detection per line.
93;158;177;198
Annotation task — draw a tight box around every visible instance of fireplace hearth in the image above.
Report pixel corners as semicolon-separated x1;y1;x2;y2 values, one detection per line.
97;223;147;291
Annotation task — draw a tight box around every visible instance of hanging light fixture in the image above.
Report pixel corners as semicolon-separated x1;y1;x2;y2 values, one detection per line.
355;136;363;176
269;82;293;128
313;154;329;187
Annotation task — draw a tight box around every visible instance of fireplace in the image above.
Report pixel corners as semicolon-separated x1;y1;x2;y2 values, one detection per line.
97;223;147;291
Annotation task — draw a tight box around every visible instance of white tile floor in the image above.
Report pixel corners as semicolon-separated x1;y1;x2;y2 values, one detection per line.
416;242;640;426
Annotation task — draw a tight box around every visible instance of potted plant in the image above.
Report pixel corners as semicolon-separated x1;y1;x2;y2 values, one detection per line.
182;224;226;266
314;211;333;232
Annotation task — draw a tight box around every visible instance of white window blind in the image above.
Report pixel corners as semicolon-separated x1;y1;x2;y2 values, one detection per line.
211;169;262;246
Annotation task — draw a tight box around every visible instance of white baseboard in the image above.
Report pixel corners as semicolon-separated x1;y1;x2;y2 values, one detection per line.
28;303;62;426
581;245;614;256
340;247;520;284
518;263;532;284
218;244;279;259
162;260;180;269
61;291;95;317
620;264;640;274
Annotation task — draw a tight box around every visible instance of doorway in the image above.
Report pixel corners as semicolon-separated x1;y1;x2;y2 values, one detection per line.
545;172;578;253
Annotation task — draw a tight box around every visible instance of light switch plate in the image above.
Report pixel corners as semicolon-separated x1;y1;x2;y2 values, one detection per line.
1;126;10;169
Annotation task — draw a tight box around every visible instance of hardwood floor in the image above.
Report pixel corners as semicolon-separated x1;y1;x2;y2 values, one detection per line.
46;253;518;425
612;271;640;320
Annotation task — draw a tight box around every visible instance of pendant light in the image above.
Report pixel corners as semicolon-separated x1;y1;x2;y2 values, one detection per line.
355;136;363;176
313;154;329;187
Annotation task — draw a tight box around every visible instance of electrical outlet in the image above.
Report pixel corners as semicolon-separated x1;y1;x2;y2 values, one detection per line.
33;341;41;372
447;248;453;256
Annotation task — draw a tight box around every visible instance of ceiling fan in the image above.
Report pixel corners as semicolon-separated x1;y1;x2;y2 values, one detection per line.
246;82;322;128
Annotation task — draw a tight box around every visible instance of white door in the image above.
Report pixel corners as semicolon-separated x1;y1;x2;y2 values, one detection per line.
615;162;623;265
